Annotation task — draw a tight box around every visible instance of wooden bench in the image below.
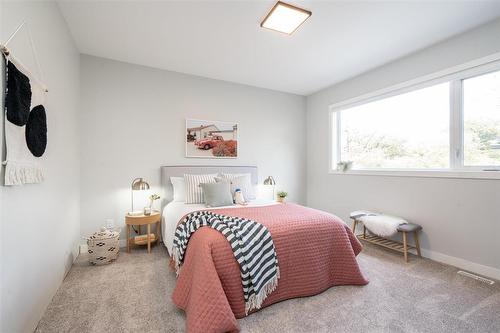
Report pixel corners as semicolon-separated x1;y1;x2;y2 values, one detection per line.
350;213;422;262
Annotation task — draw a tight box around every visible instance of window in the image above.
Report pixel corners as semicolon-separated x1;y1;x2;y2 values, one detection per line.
340;83;450;169
463;70;500;167
330;60;500;178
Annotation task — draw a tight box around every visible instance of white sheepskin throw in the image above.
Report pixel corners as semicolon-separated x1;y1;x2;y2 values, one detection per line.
359;215;407;237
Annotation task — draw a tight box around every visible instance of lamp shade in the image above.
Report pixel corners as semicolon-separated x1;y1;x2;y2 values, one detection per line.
131;178;150;191
263;176;276;186
130;177;150;214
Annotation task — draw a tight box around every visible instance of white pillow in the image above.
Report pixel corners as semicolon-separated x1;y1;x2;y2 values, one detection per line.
184;174;217;204
219;173;256;200
170;177;186;202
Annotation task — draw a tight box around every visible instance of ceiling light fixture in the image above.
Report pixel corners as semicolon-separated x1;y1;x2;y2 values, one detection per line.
261;1;311;35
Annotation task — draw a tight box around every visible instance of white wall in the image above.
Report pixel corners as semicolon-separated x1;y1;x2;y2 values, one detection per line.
0;2;80;332
306;19;500;279
79;55;306;240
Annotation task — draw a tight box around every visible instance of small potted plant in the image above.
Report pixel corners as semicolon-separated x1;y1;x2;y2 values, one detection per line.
277;191;288;203
144;194;160;215
337;161;353;172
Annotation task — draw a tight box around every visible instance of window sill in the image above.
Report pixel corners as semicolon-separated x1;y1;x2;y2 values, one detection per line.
328;169;500;180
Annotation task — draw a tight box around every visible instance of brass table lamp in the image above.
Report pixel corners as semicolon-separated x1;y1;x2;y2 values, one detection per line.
263;176;276;199
129;177;150;216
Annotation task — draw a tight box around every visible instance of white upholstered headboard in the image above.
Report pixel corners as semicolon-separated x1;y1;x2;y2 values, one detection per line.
160;165;258;204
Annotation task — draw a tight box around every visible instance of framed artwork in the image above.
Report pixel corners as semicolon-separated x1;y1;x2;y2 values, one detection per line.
185;119;238;158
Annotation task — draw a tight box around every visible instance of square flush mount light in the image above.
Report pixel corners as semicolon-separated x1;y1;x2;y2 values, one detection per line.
261;1;311;35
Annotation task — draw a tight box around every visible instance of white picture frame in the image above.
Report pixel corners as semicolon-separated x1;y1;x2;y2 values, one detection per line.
185;118;238;158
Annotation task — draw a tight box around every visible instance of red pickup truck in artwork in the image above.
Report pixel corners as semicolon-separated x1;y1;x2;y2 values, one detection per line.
194;135;224;150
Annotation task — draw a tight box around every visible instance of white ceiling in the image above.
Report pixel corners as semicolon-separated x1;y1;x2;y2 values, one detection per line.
58;1;500;96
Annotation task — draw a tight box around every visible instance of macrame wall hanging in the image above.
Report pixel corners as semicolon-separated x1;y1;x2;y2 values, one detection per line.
1;21;48;185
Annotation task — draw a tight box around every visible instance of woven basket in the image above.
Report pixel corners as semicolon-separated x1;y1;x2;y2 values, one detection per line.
86;227;120;265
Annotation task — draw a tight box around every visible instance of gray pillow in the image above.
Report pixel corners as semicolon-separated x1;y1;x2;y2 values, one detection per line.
200;181;234;207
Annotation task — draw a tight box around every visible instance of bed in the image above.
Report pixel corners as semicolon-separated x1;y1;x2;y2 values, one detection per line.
161;166;368;333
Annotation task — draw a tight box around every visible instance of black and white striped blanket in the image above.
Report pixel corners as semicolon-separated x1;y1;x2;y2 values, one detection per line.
172;211;280;314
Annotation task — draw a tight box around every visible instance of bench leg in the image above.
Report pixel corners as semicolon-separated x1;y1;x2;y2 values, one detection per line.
352;219;358;234
363;225;366;239
402;231;408;262
414;231;422;258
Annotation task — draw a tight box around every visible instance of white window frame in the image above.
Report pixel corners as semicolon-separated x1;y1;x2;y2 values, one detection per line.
329;53;500;180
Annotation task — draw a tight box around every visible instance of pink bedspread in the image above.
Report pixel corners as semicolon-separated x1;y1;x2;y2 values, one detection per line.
171;203;368;333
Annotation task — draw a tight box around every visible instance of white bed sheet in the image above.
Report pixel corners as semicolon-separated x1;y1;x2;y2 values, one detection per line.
162;199;278;255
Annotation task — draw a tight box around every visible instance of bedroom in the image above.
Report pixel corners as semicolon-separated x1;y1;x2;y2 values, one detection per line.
0;1;499;332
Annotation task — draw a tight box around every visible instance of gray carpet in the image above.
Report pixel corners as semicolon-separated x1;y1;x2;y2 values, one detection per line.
35;243;500;333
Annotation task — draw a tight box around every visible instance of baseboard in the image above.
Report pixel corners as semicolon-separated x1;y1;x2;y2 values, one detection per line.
79;244;88;255
72;243;80;262
421;248;500;281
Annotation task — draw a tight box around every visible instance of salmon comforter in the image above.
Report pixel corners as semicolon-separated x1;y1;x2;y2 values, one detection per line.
171;203;368;333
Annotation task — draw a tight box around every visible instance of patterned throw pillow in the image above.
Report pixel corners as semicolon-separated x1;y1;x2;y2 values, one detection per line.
184;174;217;204
219;173;256;200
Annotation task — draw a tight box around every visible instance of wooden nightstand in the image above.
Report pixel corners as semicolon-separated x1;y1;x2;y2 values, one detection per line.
125;211;161;253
